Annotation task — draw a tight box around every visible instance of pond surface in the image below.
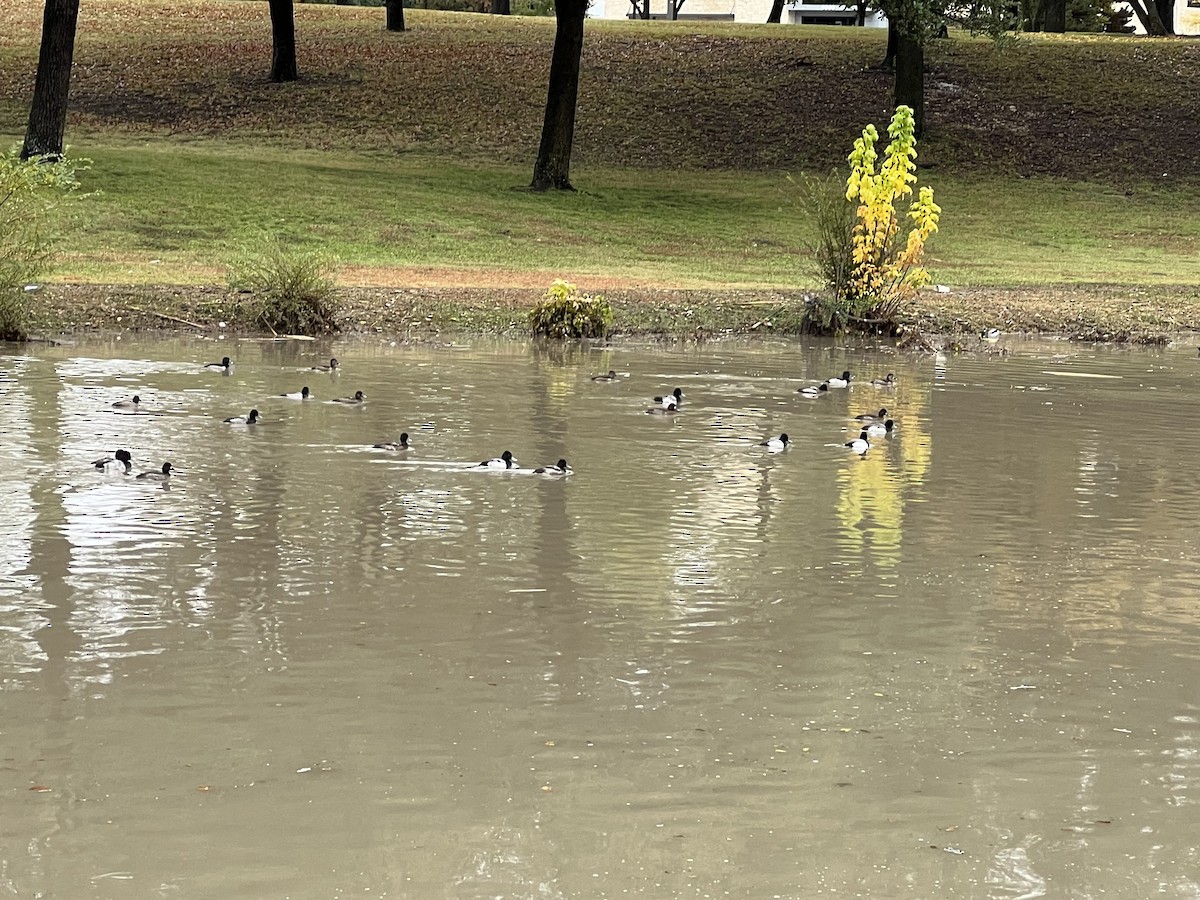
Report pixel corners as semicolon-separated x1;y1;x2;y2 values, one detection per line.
2;334;1200;899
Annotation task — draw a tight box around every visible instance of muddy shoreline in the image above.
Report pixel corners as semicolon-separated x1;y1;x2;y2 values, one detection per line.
21;282;1200;344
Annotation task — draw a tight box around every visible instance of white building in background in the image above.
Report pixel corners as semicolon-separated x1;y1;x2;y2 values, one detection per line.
1126;0;1200;33
1185;1;1200;32
592;0;1194;31
589;0;886;26
783;0;886;26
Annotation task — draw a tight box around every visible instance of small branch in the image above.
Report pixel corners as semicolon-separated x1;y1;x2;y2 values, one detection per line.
123;304;207;329
258;312;279;337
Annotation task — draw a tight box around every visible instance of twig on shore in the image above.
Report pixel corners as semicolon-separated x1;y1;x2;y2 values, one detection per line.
123;304;207;329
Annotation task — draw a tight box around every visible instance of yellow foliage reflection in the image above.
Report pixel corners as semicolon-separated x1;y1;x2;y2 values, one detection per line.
835;381;932;569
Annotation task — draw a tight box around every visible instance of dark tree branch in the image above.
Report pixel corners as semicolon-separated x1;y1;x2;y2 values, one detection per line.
1126;0;1169;33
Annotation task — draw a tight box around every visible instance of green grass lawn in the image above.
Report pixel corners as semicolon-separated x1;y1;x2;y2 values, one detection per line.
10;139;1195;290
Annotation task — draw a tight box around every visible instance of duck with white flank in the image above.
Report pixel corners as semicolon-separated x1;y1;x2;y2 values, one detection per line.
204;356;233;373
224;409;260;425
646;401;678;416
827;370;852;388
93;449;132;473
653;387;683;408
761;433;789;452
332;390;365;405
136;462;175;481
845;431;870;455
866;419;895;438
112;395;141;410
798;383;829;398
533;459;572;476
374;433;410;450
479;450;518;470
281;386;312;400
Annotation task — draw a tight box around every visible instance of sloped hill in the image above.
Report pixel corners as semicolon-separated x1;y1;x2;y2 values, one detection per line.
1;1;1196;179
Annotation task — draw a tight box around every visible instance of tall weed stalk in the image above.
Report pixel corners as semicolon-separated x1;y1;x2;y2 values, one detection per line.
228;241;340;336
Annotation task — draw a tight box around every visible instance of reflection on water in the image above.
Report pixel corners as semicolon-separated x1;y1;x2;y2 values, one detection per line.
2;335;1200;897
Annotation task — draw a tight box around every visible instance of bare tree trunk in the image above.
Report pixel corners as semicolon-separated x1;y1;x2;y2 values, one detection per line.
268;0;299;83
385;0;406;30
1154;0;1176;32
494;0;511;13
530;0;586;192
1043;0;1065;30
880;19;898;70
894;30;924;138
766;0;785;22
1127;0;1169;33
21;0;81;161
1029;0;1045;28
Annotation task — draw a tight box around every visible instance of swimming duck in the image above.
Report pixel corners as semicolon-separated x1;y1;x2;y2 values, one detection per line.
374;433;411;450
112;395;141;410
281;386;312;400
533;458;572;475
845;430;870;455
865;418;895;438
204;356;233;373
591;370;619;382
827;371;852;388
653;388;684;408
479;450;518;470
332;390;365;404
870;373;896;387
136;462;174;481
224;409;260;425
798;383;829;398
311;358;339;372
761;433;789;452
853;408;888;422
93;449;132;473
646;401;678;415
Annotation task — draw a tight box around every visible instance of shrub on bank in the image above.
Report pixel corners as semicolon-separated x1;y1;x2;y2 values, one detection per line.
227;241;340;336
802;106;940;334
0;150;87;341
529;280;612;339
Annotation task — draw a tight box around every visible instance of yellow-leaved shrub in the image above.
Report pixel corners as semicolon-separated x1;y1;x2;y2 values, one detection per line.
844;105;941;320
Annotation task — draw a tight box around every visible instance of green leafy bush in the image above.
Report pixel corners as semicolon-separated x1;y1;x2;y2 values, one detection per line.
529;279;612;339
0;291;27;342
228;241;340;336
792;171;857;331
0;150;86;340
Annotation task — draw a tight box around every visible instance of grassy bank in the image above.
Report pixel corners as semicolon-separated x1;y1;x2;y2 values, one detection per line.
3;0;1200;337
6;141;1198;292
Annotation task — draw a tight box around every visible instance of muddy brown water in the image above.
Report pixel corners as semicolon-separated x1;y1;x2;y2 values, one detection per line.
2;335;1199;898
